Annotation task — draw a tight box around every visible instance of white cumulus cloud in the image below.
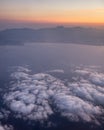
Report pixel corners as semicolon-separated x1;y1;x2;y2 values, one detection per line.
2;66;104;125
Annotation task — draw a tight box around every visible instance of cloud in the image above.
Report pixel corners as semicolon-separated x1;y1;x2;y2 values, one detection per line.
46;69;64;73
69;82;104;105
89;72;104;86
2;66;104;125
0;112;4;119
10;100;35;115
53;94;101;122
0;125;4;130
0;124;13;130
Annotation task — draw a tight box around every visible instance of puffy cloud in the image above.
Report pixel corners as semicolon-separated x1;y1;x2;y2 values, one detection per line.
0;112;3;119
10;72;30;80
0;124;13;130
3;66;104;125
69;82;104;105
53;94;101;122
4;72;55;121
89;72;104;86
0;125;4;130
46;69;64;73
10;100;35;115
0;109;10;120
11;66;31;73
74;69;90;76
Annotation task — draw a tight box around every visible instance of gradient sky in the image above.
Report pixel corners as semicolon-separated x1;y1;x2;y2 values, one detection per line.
0;0;104;29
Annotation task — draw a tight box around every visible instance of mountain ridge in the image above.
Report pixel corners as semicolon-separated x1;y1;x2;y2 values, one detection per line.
0;26;104;45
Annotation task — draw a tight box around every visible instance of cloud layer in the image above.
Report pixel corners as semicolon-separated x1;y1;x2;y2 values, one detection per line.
2;66;104;125
0;124;13;130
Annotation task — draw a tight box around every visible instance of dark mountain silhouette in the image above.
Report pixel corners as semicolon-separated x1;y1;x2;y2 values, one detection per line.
0;26;104;45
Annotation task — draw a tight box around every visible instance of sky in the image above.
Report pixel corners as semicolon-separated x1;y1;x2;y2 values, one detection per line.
0;0;104;29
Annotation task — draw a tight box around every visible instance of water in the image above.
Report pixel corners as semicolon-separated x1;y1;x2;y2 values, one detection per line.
0;43;104;130
0;43;104;72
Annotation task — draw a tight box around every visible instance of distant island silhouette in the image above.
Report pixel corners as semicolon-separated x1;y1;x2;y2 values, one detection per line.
0;26;104;45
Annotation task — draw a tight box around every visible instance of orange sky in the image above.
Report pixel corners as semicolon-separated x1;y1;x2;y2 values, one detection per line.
0;0;104;28
1;9;104;25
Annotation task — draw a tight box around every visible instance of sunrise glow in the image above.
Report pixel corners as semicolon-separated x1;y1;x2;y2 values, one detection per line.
0;0;104;29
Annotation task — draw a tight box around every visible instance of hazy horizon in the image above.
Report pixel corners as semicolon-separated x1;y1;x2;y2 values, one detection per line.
0;21;104;31
0;0;104;30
